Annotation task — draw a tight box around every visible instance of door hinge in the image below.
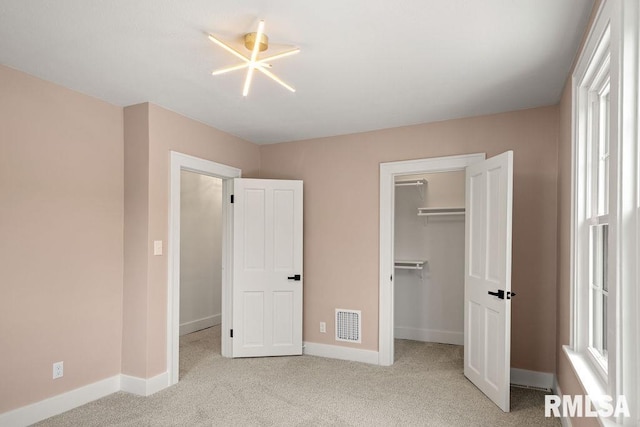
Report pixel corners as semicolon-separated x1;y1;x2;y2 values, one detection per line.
390;275;393;281
230;195;234;203
230;329;233;338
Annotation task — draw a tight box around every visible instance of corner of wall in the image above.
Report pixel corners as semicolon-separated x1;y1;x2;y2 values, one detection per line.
122;103;151;378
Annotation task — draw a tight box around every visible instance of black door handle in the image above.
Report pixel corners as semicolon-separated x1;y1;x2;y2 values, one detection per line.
487;289;516;300
287;274;301;281
488;290;505;299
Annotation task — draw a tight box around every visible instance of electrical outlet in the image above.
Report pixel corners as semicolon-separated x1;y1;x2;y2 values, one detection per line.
320;322;326;333
53;361;63;379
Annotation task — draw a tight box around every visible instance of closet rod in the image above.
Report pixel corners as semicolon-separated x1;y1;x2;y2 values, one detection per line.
395;178;427;187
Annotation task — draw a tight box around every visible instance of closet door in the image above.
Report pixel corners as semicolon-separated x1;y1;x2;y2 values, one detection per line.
464;151;513;412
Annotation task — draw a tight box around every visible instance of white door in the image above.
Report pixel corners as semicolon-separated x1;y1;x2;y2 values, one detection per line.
232;178;303;357
464;151;513;412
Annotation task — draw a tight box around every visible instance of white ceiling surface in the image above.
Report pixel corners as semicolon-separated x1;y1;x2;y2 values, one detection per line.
0;1;594;144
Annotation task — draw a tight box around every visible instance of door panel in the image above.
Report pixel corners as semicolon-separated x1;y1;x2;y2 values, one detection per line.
273;189;295;270
464;151;513;412
468;301;482;375
486;167;505;283
469;171;486;278
243;291;265;347
232;178;303;358
243;189;266;270
273;291;294;346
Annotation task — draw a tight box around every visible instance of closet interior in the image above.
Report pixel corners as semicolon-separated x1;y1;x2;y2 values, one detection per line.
394;170;466;346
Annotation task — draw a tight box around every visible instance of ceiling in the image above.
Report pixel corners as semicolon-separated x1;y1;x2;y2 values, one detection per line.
0;0;594;144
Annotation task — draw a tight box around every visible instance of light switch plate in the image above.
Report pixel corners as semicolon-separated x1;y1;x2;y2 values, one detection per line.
153;240;163;256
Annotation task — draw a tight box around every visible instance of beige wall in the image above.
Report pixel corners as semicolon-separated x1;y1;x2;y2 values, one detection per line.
0;65;261;412
0;65;124;412
122;103;261;377
260;106;559;372
122;103;150;377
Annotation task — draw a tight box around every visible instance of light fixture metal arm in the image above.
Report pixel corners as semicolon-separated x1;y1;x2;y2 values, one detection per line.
255;64;295;92
208;34;251;63
208;20;298;96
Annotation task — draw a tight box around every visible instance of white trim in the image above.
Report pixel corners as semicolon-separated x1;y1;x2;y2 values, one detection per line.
394;327;463;345
553;380;573;427
303;341;379;365
0;375;120;427
570;0;613;358
379;153;485;366
0;372;172;426
569;1;640;423
179;314;221;336
168;151;241;386
573;1;610;82
221;178;235;359
570;0;612;354
564;345;607;398
569;0;614;413
561;345;628;427
616;1;640;425
120;372;169;397
510;368;554;390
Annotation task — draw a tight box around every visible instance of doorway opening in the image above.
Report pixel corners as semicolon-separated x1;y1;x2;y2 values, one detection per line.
379;151;514;412
379;153;485;366
393;170;465;347
178;171;223;376
167;152;241;386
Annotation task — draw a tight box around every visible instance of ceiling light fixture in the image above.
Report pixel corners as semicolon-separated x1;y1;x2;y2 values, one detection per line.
208;20;300;97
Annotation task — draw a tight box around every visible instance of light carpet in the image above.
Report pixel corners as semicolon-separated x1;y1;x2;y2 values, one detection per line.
36;326;560;426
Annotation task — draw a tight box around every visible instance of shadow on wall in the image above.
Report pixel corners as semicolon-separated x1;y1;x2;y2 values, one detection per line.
179;171;223;336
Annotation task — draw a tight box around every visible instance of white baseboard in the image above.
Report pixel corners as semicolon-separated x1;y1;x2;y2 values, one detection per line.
553;377;572;427
552;375;561;396
0;375;120;427
179;314;221;336
0;372;171;427
303;341;379;365
394;327;463;345
510;368;554;390
120;371;169;397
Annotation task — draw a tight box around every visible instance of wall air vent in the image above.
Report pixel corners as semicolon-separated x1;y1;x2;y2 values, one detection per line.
335;309;361;343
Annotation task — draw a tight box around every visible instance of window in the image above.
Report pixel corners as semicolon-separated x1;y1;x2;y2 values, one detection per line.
567;0;640;423
571;7;613;386
586;68;610;376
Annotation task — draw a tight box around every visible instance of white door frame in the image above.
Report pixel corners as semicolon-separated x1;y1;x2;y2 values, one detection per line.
167;151;241;385
378;153;485;366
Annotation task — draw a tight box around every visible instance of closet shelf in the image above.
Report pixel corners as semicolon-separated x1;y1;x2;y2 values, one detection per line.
394;260;427;270
395;179;427;200
417;207;465;217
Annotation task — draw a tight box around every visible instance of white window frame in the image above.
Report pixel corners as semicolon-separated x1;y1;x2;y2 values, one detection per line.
566;0;640;425
586;56;611;381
